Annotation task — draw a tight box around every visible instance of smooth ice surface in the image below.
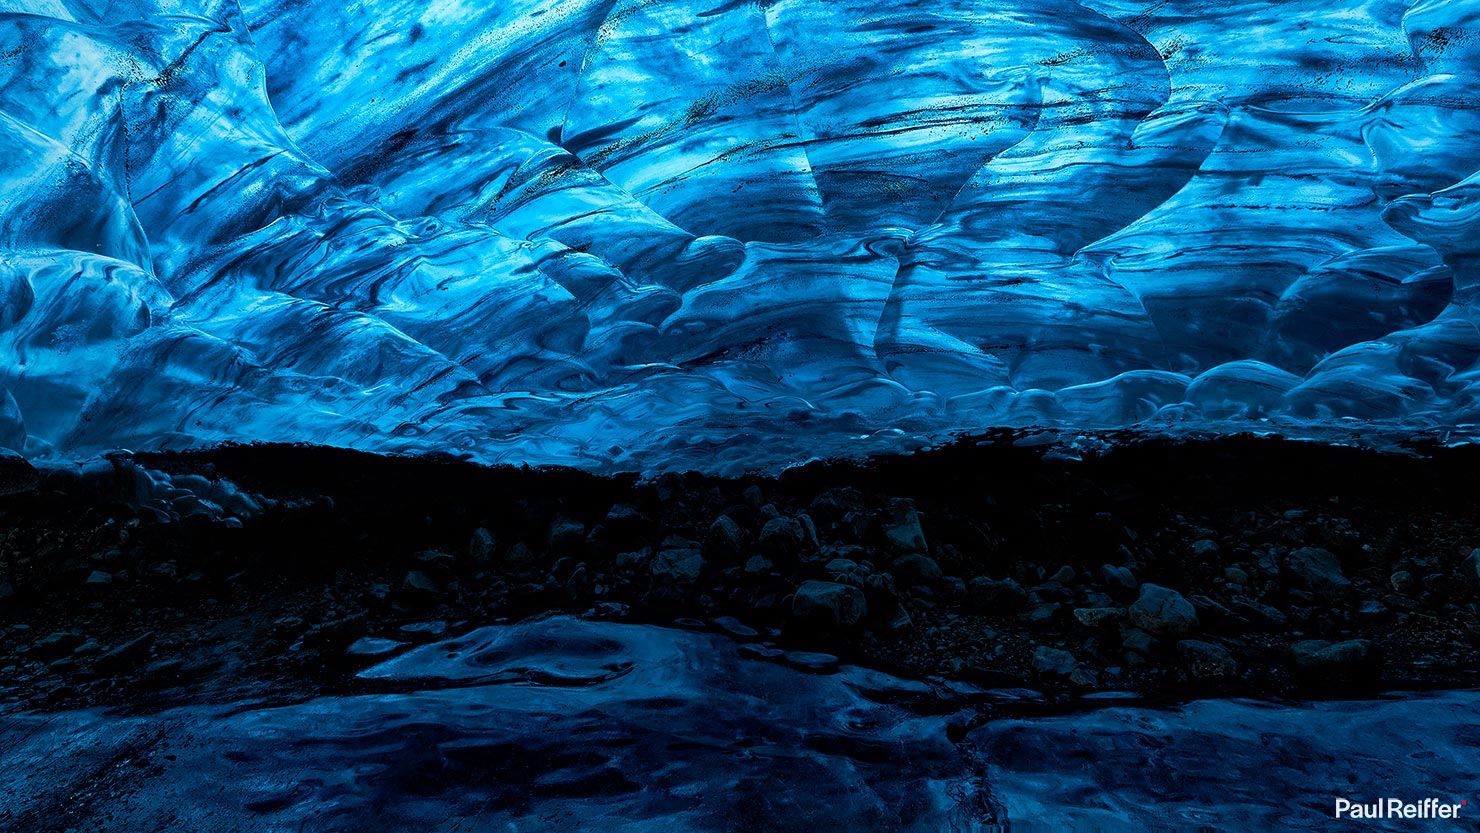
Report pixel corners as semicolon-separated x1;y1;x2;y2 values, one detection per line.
1;617;1476;831
6;0;1480;470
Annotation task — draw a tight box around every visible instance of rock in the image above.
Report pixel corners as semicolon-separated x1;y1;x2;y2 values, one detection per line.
1177;639;1239;679
272;615;303;642
1291;639;1377;680
1099;564;1138;599
892;553;942;585
881;499;927;553
1032;646;1078;678
600;503;649;541
825;558;859;575
1120;627;1156;656
1460;549;1480;587
759;517;808;560
565;565;591;596
1228;597;1288;629
1128;584;1199;637
863;573;902;611
1357;599;1389;621
547;515;586;552
399;570;441;604
1030;581;1072;603
784;651;839;673
1191;539;1220;557
615;550;651;571
30;631;85;662
791;580;867;629
1189;594;1237;626
711;616;759;639
1388;570;1416;594
1019;602;1059;623
738;643;784;661
651;548;705;583
941;576;966;602
1283;547;1352;601
809;488;864;522
85;570;113;586
1073;607;1125;628
703;515;746;562
503;542;538;568
743;555;772;575
1223;567;1250;586
549;557;577;581
468;528;495;566
1068;668;1100;687
795;515;820;551
1049;565;1076;584
94;633;156;675
137;659;191;690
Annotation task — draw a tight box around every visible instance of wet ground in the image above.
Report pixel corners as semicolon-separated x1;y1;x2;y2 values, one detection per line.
2;615;1475;831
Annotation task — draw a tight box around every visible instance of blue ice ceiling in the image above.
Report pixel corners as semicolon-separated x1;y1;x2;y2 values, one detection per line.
3;0;1480;471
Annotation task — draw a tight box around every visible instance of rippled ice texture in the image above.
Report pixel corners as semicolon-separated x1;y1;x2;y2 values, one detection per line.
5;0;1480;470
1;617;1475;831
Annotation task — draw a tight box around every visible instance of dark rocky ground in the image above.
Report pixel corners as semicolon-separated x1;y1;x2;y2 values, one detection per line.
3;429;1480;714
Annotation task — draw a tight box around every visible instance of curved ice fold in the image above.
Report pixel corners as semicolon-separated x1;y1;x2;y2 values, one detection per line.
4;0;1480;469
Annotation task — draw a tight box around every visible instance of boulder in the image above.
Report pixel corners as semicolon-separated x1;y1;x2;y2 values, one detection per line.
1032;646;1078;678
30;631;85;662
703;515;746;562
651;548;705;583
1128;584;1199;637
881;499;927;553
759;517;808;560
1283;547;1352;601
1460;549;1480;588
1073;607;1125;628
468;528;495;566
1099;564;1138;598
399;570;440;605
94;633;156;675
892;553;942;585
1120;627;1156;656
791;580;867;629
547;514;586;553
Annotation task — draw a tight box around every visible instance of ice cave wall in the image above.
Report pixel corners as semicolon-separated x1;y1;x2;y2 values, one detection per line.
3;0;1480;472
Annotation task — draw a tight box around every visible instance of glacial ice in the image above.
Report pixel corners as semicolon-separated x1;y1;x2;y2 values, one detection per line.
1;616;1474;831
5;0;1480;471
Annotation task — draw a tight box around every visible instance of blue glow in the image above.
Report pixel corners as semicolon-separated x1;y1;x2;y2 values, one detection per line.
4;0;1480;471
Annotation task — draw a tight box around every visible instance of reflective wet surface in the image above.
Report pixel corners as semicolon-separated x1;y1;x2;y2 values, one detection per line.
1;616;1473;831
